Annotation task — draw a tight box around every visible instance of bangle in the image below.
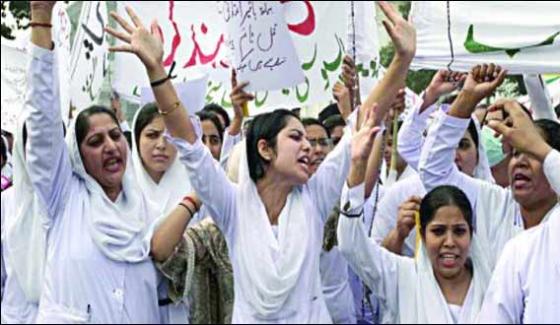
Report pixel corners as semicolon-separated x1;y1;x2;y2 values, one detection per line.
178;202;195;216
182;196;199;211
150;61;177;88
158;101;180;116
29;22;53;28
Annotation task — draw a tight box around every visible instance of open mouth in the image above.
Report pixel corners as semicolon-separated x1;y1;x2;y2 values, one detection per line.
439;253;459;268
104;157;123;173
297;156;310;166
513;172;531;189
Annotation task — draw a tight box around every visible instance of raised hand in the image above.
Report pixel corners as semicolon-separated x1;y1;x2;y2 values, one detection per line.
105;6;164;73
463;63;507;102
386;88;406;123
428;70;466;98
228;70;254;135
396;196;421;239
351;104;382;162
333;81;352;119
378;1;416;61
487;99;552;161
230;70;254;118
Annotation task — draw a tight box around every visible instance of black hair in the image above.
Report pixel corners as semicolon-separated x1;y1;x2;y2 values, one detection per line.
133;103;160;153
466;119;479;153
555;103;560;119
203;103;230;129
75;105;121;146
246;109;299;182
323;114;346;134
534;119;560;152
419;185;474;239
197;111;225;142
301;118;330;138
318;103;340;123
0;135;6;164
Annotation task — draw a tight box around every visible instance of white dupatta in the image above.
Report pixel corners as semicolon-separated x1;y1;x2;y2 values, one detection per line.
131;106;193;215
234;140;311;318
64;116;155;262
398;235;491;323
4;115;47;302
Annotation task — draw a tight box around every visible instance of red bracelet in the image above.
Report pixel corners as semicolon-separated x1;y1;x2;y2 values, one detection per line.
29;22;53;28
182;196;199;211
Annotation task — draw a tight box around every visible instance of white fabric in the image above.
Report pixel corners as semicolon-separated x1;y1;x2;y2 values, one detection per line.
65;118;154;262
219;130;242;171
419;111;560;269
24;44;161;323
1;189;38;324
543;150;560;196
371;174;426;257
477;205;560;323
171;124;354;322
1;191;38;324
523;74;559;121
471;117;495;183
398;99;494;183
2;113;48;309
131;106;193;323
338;183;492;324
410;1;560;74
319;247;356;324
372;102;494;258
236;139;310;317
131;106;193;216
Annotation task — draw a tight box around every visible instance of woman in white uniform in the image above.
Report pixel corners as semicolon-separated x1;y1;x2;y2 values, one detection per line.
477;100;560;324
23;2;192;322
419;64;560;270
105;2;411;321
1;121;54;324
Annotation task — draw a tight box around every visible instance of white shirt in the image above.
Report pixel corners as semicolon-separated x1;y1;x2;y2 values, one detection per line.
370;174;426;257
477;205;560;323
338;183;491;324
1;189;39;324
418;112;560;270
219;130;242;170
24;44;162;324
171;129;354;323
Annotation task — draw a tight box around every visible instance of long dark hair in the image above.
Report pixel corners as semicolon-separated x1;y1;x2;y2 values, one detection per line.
246;109;299;182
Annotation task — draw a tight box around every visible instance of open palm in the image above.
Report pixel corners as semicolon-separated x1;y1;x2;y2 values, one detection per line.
106;6;164;71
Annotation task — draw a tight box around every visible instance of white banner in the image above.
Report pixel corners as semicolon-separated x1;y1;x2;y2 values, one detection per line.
1;43;27;134
221;1;305;92
1;3;71;132
69;1;109;112
112;1;379;115
411;1;560;74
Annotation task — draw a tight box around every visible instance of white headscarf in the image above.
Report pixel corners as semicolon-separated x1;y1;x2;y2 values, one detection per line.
64;111;156;262
4;115;48;302
131;105;193;215
471;117;495;183
234;140;310;318
398;235;492;323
